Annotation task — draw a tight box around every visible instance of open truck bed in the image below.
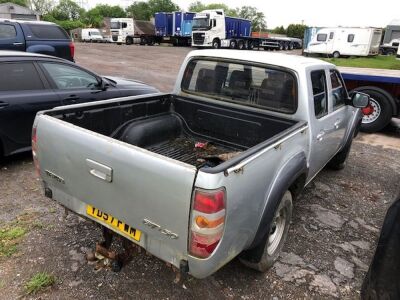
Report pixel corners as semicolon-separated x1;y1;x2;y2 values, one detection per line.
46;94;299;171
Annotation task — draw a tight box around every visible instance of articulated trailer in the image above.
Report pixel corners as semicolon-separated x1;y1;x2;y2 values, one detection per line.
191;9;301;50
341;68;400;132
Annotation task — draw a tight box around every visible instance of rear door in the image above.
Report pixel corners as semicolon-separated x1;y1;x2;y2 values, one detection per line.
0;61;58;155
39;61;121;105
0;22;25;51
307;68;345;177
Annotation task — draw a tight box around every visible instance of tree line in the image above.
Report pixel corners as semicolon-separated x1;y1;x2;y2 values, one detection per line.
2;0;307;37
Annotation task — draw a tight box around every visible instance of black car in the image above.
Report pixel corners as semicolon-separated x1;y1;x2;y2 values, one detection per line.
0;19;74;61
0;51;159;158
361;195;400;299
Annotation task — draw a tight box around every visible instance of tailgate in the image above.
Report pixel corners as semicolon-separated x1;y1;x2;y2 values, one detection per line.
36;115;197;261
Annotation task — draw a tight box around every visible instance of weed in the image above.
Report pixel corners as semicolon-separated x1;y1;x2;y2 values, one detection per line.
25;272;56;294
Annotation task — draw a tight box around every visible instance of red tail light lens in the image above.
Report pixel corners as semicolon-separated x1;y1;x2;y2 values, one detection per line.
189;188;226;258
193;190;225;214
69;42;75;59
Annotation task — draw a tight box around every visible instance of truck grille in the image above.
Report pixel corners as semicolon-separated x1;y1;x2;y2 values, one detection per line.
112;35;118;42
192;33;205;45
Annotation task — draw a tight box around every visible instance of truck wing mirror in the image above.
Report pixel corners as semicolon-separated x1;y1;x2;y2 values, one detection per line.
351;92;369;108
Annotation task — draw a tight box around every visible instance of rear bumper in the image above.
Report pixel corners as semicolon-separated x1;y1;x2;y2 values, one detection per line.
42;182;189;271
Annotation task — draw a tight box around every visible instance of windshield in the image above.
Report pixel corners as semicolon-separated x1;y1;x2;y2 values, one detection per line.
192;17;210;30
110;22;120;29
181;59;297;114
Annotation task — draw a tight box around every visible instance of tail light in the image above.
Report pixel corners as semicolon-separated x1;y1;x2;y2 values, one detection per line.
189;188;226;258
32;126;40;176
69;42;75;59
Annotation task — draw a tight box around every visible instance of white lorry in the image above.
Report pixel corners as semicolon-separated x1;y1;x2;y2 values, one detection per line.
109;18;154;45
304;27;382;58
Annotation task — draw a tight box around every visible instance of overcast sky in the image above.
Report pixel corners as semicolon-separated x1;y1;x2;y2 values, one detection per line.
86;0;400;29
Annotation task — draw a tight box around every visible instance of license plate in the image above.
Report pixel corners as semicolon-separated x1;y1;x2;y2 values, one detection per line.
86;205;141;241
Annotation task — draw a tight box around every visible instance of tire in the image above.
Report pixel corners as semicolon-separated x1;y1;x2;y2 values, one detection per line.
355;88;394;133
386;49;396;56
240;191;293;272
212;38;220;49
289;42;294;50
147;39;155;46
328;132;354;170
248;41;254;50
284;42;289;50
333;51;340;58
238;40;245;50
229;40;237;49
278;42;284;51
126;37;133;45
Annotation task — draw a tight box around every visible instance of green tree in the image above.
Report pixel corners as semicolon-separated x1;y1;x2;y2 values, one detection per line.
28;0;54;14
188;1;204;12
85;4;126;27
0;0;28;6
286;24;307;39
237;6;266;31
48;0;84;21
125;0;179;21
188;2;237;16
147;0;179;15
126;1;151;20
272;26;286;35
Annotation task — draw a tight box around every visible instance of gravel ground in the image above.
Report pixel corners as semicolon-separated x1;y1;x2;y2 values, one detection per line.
0;43;399;299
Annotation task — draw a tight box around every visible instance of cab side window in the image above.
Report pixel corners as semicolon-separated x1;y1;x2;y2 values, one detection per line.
330;70;347;110
0;24;17;39
311;70;328;118
0;62;44;91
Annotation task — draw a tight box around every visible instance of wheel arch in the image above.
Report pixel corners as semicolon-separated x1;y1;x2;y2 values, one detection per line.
239;152;308;263
351;86;397;116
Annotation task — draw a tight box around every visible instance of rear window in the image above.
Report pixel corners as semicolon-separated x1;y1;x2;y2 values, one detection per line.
27;24;70;39
0;62;44;91
181;59;297;114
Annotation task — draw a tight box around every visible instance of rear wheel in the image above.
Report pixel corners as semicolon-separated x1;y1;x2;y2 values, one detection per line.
289;42;294;50
278;42;284;50
238;40;245;50
248;41;254;50
333;51;340;58
240;191;293;272
284;42;289;50
229;40;237;49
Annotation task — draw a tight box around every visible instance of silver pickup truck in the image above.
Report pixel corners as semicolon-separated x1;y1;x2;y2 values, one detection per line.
33;50;369;278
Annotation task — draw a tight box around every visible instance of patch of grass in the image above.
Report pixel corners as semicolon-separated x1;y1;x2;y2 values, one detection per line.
321;55;400;70
25;272;55;295
0;226;26;257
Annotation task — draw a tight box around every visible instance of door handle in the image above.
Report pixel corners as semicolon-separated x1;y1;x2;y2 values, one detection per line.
334;119;342;129
13;42;23;46
0;102;9;108
64;95;79;103
86;159;113;182
316;131;325;141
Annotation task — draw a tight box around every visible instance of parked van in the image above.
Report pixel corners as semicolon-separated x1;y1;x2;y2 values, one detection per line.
82;28;103;42
304;27;382;58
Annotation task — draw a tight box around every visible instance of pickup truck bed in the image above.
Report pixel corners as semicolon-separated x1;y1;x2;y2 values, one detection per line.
46;94;298;170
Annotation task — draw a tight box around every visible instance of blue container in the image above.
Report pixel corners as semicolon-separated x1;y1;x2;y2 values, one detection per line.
155;12;173;36
225;17;252;39
172;12;195;36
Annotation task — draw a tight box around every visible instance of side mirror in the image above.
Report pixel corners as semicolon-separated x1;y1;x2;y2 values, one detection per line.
351;92;369;108
97;78;109;91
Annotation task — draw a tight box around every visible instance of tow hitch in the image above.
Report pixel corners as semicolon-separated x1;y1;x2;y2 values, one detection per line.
86;227;137;272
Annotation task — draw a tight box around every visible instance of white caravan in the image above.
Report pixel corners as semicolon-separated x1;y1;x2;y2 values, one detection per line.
397;46;400;60
81;28;103;42
304;27;382;58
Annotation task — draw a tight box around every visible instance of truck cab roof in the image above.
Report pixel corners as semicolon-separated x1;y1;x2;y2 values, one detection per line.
186;50;334;71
